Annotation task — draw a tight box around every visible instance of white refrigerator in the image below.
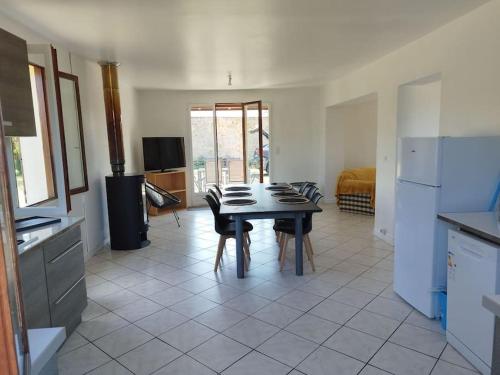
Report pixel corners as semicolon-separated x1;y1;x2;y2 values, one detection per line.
394;136;500;318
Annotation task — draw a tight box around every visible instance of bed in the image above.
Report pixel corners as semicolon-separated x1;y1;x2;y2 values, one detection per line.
335;168;376;215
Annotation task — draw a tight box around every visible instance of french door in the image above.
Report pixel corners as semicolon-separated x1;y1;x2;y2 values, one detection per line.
190;101;269;201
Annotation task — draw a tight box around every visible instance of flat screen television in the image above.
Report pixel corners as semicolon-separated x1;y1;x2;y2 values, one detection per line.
142;137;186;171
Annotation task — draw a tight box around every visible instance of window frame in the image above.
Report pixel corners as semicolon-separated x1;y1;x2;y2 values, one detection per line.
11;63;58;208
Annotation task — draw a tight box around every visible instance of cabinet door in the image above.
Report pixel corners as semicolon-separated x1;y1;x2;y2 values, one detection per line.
19;249;51;328
0;28;36;136
447;230;499;368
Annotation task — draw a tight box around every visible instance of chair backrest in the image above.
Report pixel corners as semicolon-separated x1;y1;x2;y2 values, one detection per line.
299;182;311;194
304;192;323;232
213;185;223;197
204;194;229;232
311;192;324;205
145;181;181;209
229;160;244;183
208;188;221;205
305;185;319;199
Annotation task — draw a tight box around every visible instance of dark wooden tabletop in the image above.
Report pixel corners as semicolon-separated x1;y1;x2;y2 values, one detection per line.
218;184;323;216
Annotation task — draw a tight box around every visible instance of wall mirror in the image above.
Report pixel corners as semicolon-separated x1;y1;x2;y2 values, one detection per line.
58;72;88;194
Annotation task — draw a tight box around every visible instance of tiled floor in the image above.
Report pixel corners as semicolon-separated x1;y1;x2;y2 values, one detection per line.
58;204;479;375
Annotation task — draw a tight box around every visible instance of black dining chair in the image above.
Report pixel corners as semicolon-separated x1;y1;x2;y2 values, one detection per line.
274;191;324;272
213;184;223;198
305;185;320;199
204;194;253;272
208;188;221;204
298;181;314;194
145;181;182;227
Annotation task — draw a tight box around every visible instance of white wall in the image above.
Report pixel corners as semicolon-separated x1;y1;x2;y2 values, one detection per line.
321;0;500;243
397;79;441;138
134;87;323;205
324;96;377;200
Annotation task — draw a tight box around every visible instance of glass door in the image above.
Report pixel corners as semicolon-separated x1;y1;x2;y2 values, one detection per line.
243;101;269;183
214;103;245;187
190;101;269;203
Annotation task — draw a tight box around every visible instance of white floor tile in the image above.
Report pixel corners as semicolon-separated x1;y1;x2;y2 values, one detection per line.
194;305;247;332
86;360;133;375
329;287;377;308
369;342;437;375
224;317;280;348
58;343;111;375
346;310;400;340
222;351;291;375
252;302;303;328
189;334;251;373
323;326;384;362
257;331;318;367
135;308;189;336
309;299;359;324
285;313;341;344
389;323;447;358
430;360;479;375
297;346;364;375
77;312;129;341
94;325;153;357
153;355;216;374
118;339;182;375
158;320;217;352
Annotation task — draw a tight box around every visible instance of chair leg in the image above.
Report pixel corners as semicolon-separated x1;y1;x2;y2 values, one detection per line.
173;209;180;227
280;234;289;271
244;233;252;259
278;232;285;260
243;240;250;272
306;234;313;254
304;234;316;272
214;236;225;272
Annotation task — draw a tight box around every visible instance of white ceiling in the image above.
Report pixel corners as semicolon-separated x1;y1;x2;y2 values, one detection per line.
0;0;490;89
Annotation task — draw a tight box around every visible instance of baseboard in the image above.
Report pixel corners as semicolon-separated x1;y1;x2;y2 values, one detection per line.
373;227;394;245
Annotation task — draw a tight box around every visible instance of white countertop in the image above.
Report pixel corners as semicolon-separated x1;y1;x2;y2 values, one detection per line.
17;216;84;255
483;295;500;318
28;327;66;375
437;211;500;246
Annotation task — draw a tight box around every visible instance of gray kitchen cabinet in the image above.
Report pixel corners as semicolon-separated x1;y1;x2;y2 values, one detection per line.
19;248;51;328
19;224;87;336
0;27;36;136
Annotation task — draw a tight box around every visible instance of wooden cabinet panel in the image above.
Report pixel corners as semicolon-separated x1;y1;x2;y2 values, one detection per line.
0;28;36;136
45;241;84;304
19;250;51;328
49;277;87;335
43;226;81;262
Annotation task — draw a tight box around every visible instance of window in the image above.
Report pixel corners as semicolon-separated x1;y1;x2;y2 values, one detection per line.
12;64;56;207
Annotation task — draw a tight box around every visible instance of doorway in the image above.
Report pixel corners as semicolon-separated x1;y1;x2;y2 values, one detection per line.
190;101;270;201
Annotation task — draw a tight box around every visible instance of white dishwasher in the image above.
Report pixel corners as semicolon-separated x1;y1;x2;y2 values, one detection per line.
447;229;500;375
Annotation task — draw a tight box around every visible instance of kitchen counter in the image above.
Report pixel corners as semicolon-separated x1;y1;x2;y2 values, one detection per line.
17;216;84;255
437;211;500;246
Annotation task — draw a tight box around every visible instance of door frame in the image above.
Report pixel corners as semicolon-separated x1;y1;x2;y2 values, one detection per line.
188;101;267;206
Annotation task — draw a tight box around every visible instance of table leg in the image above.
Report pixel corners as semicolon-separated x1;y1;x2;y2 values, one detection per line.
295;213;303;276
235;217;245;279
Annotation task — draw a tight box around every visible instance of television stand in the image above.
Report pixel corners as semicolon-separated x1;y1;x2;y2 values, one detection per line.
145;170;187;215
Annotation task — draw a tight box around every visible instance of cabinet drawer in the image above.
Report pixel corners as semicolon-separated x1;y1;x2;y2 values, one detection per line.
44;226;81;262
46;241;84;304
50;276;87;335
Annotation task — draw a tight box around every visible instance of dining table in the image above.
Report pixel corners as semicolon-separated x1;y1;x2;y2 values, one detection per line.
218;183;323;279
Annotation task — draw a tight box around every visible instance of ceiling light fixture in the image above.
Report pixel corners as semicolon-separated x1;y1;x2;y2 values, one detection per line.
228;72;232;86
